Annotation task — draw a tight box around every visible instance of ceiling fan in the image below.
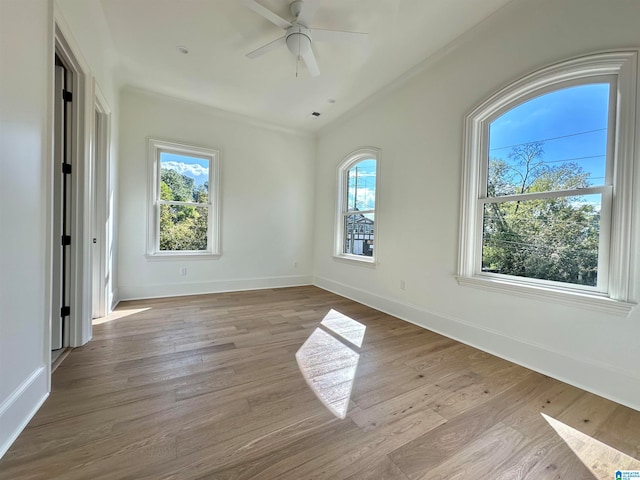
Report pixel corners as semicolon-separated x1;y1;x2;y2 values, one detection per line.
245;0;368;77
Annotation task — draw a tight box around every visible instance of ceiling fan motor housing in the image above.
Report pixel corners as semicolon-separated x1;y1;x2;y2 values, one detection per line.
285;25;312;56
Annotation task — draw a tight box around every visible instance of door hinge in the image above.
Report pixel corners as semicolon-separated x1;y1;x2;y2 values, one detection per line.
62;163;72;175
61;306;71;317
62;235;71;246
63;90;72;103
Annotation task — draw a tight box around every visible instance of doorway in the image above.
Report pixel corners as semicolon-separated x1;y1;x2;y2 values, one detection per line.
91;97;110;320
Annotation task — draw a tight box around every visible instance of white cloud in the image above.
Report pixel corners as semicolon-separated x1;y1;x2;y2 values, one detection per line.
347;186;376;210
162;161;208;178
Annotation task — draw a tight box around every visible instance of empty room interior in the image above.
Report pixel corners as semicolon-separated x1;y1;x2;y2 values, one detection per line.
2;0;640;478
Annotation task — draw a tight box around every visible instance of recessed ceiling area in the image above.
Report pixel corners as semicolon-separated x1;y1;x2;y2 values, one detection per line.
99;0;515;132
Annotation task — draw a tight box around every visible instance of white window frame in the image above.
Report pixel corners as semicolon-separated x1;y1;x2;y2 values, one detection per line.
147;138;221;259
334;147;380;265
457;51;638;316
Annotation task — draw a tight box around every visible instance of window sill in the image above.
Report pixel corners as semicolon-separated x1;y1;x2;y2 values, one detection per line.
146;252;221;261
455;275;635;317
333;254;377;267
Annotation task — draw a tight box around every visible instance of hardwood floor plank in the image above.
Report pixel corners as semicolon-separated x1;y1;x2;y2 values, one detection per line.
136;409;347;480
342;456;410;480
270;410;445;480
348;381;447;430
183;416;358;480
387;373;554;477
594;405;640;459
412;421;528;480
552;392;619;436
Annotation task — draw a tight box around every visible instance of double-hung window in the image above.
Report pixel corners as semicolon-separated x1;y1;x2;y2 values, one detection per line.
147;138;221;258
458;52;638;315
335;148;380;264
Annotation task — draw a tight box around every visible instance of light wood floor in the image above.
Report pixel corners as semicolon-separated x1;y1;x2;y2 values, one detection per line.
1;286;639;479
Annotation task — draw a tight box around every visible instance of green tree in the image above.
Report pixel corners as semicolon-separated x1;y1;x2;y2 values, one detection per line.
483;143;599;286
161;169;194;202
159;168;208;251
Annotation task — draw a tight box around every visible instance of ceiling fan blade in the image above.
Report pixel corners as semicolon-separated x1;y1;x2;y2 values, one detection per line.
296;0;321;27
246;35;285;59
310;28;368;45
301;49;320;77
245;0;291;29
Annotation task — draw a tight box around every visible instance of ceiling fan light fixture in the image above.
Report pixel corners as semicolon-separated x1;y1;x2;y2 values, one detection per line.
285;26;312;57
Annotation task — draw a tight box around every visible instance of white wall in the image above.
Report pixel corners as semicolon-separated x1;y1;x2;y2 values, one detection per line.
117;89;316;299
56;0;119;100
0;0;52;458
0;0;120;457
314;0;640;411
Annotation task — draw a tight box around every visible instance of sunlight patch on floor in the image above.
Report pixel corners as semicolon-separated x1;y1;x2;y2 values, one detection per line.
92;307;151;325
296;310;366;419
320;309;367;348
542;413;640;479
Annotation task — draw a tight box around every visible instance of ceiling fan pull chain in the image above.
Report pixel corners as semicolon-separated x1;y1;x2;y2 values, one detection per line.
296;32;302;77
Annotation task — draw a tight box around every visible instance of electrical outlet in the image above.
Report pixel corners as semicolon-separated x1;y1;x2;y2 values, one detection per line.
180;267;187;276
400;279;406;290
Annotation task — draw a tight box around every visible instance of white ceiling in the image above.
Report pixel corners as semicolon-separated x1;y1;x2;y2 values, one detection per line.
100;0;514;132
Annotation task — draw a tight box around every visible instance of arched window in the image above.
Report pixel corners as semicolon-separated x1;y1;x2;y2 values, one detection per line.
335;148;380;263
458;52;638;315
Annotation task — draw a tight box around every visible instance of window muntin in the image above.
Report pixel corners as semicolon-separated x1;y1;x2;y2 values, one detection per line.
148;139;220;257
458;51;638;313
480;82;613;289
336;149;379;263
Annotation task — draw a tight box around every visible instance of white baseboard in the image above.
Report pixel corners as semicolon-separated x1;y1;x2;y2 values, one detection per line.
119;274;313;301
314;276;640;413
0;366;49;459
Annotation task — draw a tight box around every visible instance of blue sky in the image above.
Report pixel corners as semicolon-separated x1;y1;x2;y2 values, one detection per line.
348;159;376;211
160;152;209;187
489;83;610;186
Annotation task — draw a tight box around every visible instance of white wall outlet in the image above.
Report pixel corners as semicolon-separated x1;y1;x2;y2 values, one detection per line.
180;267;187;276
400;279;406;290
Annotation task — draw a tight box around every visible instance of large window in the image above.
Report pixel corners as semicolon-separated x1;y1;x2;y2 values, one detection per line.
335;148;380;264
458;52;638;314
483;83;612;289
147;139;220;257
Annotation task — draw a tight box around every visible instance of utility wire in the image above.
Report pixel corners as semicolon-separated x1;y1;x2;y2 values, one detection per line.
489;128;607;152
538;154;605;165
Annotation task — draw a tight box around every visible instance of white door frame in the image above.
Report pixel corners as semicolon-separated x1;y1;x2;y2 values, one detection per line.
48;8;94;380
91;84;111;319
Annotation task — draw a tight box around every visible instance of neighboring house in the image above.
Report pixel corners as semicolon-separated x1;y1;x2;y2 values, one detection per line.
346;213;374;256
